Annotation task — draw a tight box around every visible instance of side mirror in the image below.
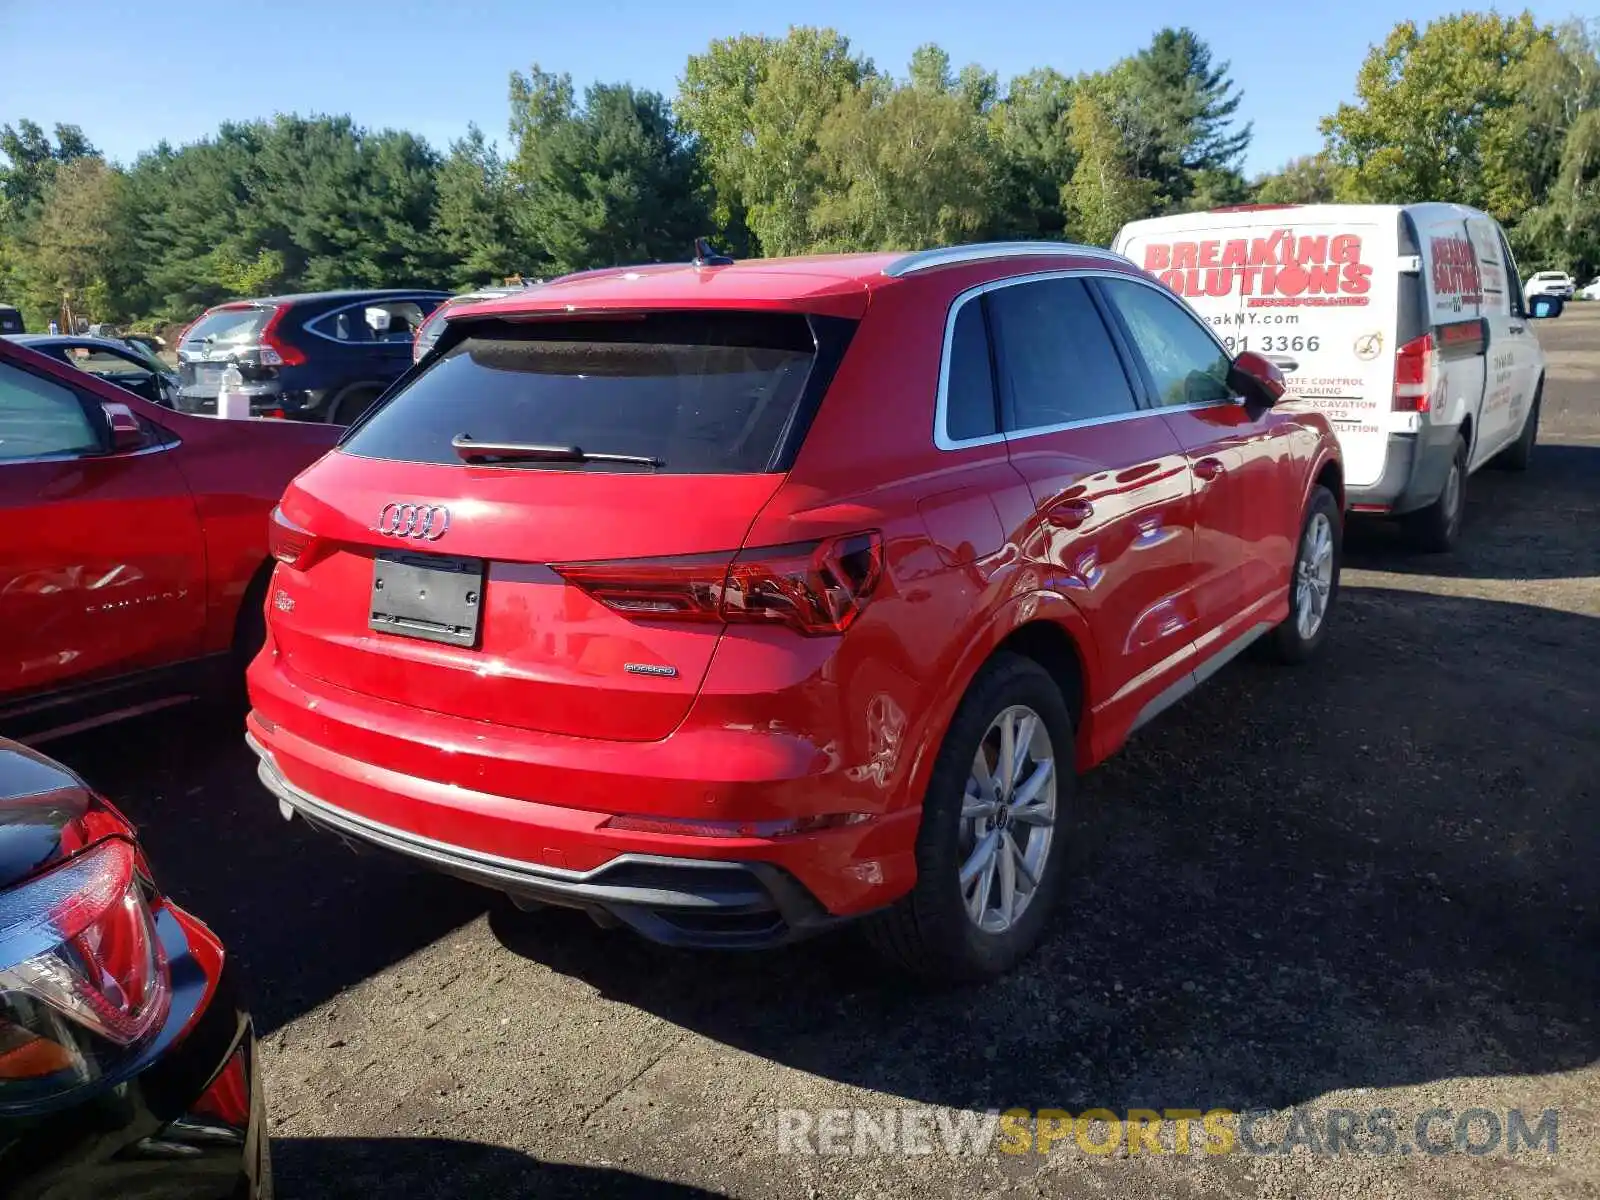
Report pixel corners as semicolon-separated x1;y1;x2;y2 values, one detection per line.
101;401;144;453
1227;350;1288;407
1529;295;1564;319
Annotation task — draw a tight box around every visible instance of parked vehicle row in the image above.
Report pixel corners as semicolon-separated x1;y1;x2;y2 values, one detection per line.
174;289;450;424
0;335;337;740
0;216;1568;1194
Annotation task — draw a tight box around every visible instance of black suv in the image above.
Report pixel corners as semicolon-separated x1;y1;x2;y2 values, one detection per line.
175;288;448;424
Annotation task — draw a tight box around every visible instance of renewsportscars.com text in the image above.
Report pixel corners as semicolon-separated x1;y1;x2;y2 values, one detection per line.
773;1106;1559;1158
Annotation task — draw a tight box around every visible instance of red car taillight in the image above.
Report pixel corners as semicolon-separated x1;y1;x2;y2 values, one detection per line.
268;505;319;568
553;531;884;636
1393;332;1434;412
0;837;171;1108
258;305;306;368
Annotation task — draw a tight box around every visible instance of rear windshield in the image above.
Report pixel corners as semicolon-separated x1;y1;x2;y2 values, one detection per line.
341;311;821;474
183;306;271;349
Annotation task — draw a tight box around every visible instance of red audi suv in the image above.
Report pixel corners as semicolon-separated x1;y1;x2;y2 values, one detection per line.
246;242;1343;980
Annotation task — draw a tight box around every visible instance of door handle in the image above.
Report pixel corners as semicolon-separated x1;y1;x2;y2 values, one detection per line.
1508;324;1525;334
1194;457;1225;481
1045;499;1094;528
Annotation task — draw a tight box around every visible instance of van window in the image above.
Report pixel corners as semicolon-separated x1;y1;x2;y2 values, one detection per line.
1467;218;1511;318
986;277;1138;430
1098;279;1233;407
341;311;825;474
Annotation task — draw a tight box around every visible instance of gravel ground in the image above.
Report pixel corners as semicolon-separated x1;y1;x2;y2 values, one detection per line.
50;306;1600;1199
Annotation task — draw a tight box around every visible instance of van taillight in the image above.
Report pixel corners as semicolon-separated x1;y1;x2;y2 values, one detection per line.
553;532;884;636
268;505;319;568
1393;333;1434;412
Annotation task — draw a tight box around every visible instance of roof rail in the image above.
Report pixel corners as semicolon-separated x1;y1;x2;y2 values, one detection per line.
882;241;1135;278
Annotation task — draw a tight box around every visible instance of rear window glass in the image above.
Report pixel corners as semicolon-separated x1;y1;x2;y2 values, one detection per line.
341;312;821;474
183;306;271;348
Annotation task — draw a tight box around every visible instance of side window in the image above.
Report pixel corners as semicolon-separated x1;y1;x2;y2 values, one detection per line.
985;277;1139;431
1467;219;1511;318
0;362;102;461
1496;231;1527;318
313;301;428;344
943;299;998;442
1099;279;1234;407
68;346;154;383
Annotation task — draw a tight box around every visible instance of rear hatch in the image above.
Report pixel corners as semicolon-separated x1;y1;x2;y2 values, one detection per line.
1116;208;1400;488
268;309;843;742
177;303;277;404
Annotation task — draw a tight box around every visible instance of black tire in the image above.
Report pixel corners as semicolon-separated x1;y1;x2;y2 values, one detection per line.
863;652;1074;983
1401;434;1468;553
1268;484;1341;664
231;565;272;675
1493;382;1541;472
331;385;382;426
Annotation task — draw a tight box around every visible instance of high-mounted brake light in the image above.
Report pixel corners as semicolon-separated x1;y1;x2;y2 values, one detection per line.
1393;332;1433;412
268;505;318;568
552;532;884;637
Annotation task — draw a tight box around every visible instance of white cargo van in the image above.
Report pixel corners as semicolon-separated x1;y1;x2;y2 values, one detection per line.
1113;203;1562;551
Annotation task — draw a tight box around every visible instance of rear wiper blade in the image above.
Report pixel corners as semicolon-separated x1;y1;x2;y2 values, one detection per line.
451;434;661;467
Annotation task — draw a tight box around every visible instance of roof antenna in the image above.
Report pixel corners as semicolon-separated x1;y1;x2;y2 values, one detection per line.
693;237;734;267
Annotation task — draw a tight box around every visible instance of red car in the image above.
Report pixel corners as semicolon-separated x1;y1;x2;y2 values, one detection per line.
247;243;1343;980
0;336;338;741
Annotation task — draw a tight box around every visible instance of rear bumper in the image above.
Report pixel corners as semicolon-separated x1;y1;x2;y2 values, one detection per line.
1346;424;1461;515
251;733;846;949
244;655;919;945
175;385;325;419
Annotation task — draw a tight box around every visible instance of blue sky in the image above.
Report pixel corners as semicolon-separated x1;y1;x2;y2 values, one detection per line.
0;0;1577;177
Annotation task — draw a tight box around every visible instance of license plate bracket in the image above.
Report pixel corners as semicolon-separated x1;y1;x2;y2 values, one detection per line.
369;551;485;648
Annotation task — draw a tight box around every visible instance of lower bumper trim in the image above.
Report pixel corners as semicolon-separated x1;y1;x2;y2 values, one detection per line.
247;734;848;950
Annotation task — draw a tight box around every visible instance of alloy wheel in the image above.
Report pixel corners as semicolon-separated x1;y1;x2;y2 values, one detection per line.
1295;511;1335;641
958;705;1056;934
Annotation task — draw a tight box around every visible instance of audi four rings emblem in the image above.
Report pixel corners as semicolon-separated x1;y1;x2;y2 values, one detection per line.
375;502;451;540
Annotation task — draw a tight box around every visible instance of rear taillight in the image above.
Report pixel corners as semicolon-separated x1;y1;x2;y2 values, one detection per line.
1393;332;1434;412
0;837;170;1109
268;505;317;568
553;531;884;636
258;305;306;367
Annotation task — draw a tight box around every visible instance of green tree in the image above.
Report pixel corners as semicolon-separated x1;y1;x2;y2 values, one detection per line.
1063;88;1157;245
1492;20;1600;275
678;27;871;255
1109;29;1250;209
507;64;576;184
810;69;993;251
1321;13;1548;212
0;120;98;218
433;126;517;287
1253;154;1344;204
517;83;710;274
13;156;124;325
987;68;1077;238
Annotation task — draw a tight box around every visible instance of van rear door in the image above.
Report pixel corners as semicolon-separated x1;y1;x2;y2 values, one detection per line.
1116;212;1398;489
